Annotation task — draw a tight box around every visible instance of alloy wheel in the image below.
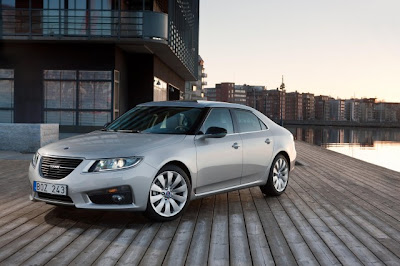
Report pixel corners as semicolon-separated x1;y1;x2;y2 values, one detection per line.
149;170;188;217
273;158;289;192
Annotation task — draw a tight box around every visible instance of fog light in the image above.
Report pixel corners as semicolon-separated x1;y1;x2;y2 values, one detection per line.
112;194;124;203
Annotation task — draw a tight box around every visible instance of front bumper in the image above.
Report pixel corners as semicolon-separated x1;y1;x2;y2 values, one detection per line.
28;156;158;211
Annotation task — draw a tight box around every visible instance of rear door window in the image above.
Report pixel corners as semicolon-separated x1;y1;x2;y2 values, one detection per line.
232;109;262;133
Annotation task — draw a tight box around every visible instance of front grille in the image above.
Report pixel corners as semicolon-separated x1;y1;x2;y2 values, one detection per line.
37;192;73;203
40;156;83;179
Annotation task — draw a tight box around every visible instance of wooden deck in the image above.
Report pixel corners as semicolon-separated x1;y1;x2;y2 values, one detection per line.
0;141;399;265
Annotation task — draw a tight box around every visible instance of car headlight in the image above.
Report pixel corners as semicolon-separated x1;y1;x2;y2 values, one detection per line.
32;152;39;169
88;157;143;172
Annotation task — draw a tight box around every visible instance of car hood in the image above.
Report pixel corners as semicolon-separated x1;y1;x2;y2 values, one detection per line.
38;131;186;159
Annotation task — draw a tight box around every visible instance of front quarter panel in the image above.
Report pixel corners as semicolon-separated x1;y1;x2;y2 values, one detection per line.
139;135;198;197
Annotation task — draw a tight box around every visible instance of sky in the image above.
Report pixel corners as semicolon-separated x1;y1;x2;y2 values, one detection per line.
199;0;400;102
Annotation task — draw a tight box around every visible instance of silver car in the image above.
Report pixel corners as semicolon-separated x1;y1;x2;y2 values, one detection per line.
29;101;296;221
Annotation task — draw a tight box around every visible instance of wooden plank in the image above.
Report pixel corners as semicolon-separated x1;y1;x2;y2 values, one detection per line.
162;199;201;266
250;187;297;266
0;209;54;249
290;175;384;265
186;196;215;266
116;222;161;266
0;216;76;264
68;213;133;265
266;196;319;265
138;218;181;266
294;167;400;264
44;212;117;266
277;193;341;265
284;185;363;265
239;189;274;266
227;191;252;266
20;211;105;266
208;193;229;266
92;221;146;266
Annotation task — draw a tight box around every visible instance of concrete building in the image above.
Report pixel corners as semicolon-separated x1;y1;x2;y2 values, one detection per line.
302;93;315;120
185;55;207;100
206;87;216;101
285;91;303;120
241;85;265;112
374;102;399;122
345;99;361;122
359;98;376;122
0;0;199;132
329;99;346;121
314;95;331;121
210;82;247;105
264;88;285;121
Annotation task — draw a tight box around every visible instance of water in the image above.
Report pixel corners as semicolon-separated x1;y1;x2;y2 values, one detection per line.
285;126;400;172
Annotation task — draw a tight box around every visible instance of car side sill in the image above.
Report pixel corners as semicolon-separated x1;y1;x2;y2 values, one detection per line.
193;180;265;199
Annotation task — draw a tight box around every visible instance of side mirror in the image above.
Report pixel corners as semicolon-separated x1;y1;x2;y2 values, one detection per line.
204;127;227;138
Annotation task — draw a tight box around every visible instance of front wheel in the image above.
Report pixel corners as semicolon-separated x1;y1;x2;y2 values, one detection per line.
145;164;191;221
260;154;289;196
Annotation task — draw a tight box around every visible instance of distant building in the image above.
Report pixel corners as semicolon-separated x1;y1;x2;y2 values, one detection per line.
241;85;265;111
285;92;303;120
302;93;315;120
329;99;346;121
265;89;285;121
345;99;361;122
359;98;376;122
374;102;399;122
314;95;331;121
185;56;207;100
206;87;216;101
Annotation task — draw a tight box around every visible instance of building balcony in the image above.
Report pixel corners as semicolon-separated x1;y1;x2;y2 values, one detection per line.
1;8;167;40
201;72;207;78
0;3;199;80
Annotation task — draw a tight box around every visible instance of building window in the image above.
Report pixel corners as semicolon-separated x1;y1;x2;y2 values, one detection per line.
44;70;112;126
0;69;14;123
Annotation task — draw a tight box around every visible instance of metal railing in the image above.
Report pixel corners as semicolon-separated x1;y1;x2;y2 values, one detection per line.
1;8;167;40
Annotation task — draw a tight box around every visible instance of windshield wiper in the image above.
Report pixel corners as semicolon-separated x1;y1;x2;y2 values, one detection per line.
116;129;141;133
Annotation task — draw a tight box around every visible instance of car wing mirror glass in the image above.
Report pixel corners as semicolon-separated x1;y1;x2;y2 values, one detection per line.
204;127;227;138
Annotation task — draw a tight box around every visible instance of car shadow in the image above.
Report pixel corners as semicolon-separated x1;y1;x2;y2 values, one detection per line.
44;205;150;228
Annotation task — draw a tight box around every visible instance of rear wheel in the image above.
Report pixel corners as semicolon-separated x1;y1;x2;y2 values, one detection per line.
260;154;289;196
145;164;191;221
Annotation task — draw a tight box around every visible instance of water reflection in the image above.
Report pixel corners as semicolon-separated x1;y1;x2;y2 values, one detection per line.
286;126;400;172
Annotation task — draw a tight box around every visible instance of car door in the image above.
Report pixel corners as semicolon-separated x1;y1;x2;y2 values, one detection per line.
195;108;243;194
231;109;273;184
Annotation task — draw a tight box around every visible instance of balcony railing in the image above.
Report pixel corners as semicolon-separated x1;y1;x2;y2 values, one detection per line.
1;8;167;40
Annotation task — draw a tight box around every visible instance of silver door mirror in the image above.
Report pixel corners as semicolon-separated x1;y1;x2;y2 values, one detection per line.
204;127;227;138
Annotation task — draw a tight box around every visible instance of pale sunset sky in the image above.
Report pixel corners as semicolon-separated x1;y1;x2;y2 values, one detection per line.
199;0;400;102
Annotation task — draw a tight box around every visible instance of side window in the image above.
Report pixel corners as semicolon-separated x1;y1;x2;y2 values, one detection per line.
233;109;262;133
201;108;234;134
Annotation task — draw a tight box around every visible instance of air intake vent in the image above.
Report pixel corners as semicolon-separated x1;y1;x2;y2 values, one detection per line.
40;156;83;179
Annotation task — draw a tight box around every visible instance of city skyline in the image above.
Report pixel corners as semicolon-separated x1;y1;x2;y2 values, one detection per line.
199;0;400;102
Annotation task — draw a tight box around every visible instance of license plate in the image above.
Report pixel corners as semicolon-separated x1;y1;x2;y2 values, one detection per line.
33;181;67;196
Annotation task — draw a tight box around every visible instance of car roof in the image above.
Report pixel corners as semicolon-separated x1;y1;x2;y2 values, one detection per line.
138;100;254;110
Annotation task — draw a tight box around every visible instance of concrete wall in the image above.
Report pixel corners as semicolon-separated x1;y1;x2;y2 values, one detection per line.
0;124;59;152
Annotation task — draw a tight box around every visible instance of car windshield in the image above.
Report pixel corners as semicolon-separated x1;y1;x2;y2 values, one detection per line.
106;106;204;134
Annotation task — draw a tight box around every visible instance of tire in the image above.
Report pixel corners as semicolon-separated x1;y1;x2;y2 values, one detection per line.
145;164;191;222
260;154;289;196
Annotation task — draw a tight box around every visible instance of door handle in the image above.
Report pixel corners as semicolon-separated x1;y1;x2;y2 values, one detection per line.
265;138;271;144
232;142;240;149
